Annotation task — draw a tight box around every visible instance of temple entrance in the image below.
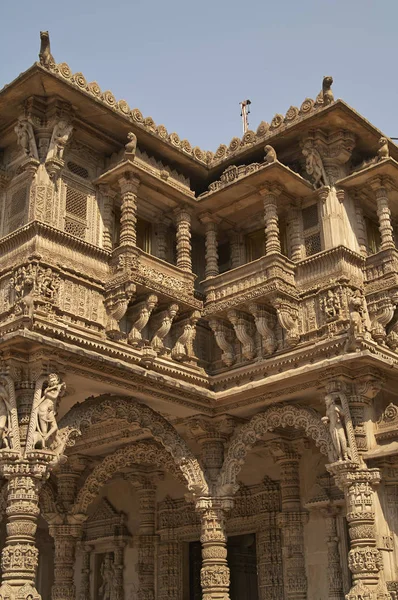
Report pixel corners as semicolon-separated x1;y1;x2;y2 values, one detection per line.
189;534;259;600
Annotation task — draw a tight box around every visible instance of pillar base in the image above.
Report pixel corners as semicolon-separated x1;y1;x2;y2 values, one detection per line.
0;582;41;600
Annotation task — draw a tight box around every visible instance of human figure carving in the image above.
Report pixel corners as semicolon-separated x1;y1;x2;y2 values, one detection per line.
264;145;277;164
125;132;137;157
322;393;351;461
322;289;340;321
322;76;334;105
47;120;73;161
14;118;39;160
377;136;389;161
302;144;328;188
0;383;11;449
34;374;66;448
348;290;367;337
99;553;115;600
39;31;55;67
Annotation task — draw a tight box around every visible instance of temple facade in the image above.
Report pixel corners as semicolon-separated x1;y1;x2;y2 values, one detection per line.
0;31;398;600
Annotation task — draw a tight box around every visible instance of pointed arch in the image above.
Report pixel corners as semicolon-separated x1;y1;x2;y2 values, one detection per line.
59;394;208;495
218;404;333;493
72;440;186;515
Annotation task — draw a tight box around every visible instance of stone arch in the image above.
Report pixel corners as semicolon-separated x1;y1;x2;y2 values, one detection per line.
59;394;208;495
217;404;333;493
72;440;186;515
40;481;59;519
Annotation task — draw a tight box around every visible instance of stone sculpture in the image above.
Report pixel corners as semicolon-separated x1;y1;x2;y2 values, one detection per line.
0;383;11;449
377;136;389;161
46;120;73;161
14;118;39;160
322;76;334;105
99;553;115;600
322;393;351;462
39;30;55;67
125;132;137;157
34;373;66;449
264;144;277;164
302;143;328;188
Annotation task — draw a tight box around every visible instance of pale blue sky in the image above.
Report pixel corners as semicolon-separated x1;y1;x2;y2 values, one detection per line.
1;0;397;151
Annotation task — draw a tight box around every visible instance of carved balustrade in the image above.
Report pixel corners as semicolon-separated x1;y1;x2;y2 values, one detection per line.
202;253;296;316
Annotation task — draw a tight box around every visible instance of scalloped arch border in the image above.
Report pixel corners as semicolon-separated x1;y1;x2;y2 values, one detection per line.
72;441;186;515
217;404;333;491
59;395;208;495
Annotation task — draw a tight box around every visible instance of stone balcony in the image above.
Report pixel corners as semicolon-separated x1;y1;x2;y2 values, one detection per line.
202;252;296;317
110;245;200;310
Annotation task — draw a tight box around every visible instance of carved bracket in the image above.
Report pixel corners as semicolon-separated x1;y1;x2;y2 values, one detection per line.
227;310;256;360
248;303;277;356
208;319;236;367
127;294;158;347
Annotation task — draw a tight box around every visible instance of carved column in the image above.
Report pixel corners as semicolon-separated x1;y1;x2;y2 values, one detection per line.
119;174;140;247
0;460;47;598
201;216;219;278
260;185;282;254
99;184;115;252
49;523;82;600
0;368;77;600
229;231;245;268
320;507;345;600
113;542;125;600
328;464;383;595
78;544;91;600
286;204;304;261
196;497;232;600
157;538;181;600
129;471;160;600
273;445;308;600
175;207;192;272
256;514;284;600
154;219;168;261
370;177;395;250
353;198;368;256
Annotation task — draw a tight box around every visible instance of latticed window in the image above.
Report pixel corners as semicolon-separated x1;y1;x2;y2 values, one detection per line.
8;186;27;233
302;203;322;257
67;161;89;180
64;184;87;240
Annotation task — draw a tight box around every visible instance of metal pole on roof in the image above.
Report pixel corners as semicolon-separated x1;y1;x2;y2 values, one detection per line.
240;100;251;134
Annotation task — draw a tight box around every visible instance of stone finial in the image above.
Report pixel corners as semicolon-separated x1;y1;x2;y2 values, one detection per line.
377;136;389;161
39;31;55;67
264;145;277;164
125;132;137;158
322;76;334;105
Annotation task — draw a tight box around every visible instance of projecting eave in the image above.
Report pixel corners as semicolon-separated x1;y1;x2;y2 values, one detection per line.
0;63;210;183
336;157;398;189
197;160;314;216
206;100;398;178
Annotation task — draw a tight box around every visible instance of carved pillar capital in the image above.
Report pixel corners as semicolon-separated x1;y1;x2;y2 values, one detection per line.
186;415;239;484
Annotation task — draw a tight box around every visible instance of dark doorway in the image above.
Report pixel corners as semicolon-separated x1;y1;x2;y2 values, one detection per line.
189;533;259;600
